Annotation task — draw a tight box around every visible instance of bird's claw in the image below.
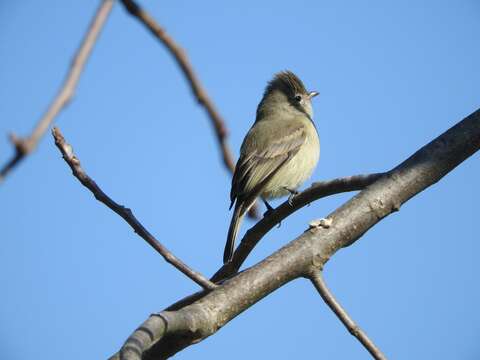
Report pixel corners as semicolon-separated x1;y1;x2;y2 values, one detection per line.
263;208;275;217
262;199;275;217
284;187;299;206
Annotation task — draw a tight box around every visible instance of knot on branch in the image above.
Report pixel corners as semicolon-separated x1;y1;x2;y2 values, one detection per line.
348;324;361;338
309;217;333;230
122;0;141;15
9;133;34;156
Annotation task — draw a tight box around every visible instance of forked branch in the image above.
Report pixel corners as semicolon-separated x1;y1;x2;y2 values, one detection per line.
212;173;385;282
112;108;480;359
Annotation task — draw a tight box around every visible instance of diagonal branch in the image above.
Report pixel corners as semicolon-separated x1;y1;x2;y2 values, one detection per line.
309;270;387;360
0;0;114;183
119;0;233;170
112;108;480;359
119;0;259;218
212;173;385;282
52;127;216;291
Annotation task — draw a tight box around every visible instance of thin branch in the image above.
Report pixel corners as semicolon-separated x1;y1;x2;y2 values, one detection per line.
52;127;216;291
309;271;387;360
119;0;259;218
212;173;385;282
114;108;480;359
0;0;114;183
119;0;232;170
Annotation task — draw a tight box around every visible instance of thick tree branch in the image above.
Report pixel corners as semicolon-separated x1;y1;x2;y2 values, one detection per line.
0;0;113;183
119;0;259;218
309;271;387;360
52;127;216;291
113;108;480;359
212;173;385;282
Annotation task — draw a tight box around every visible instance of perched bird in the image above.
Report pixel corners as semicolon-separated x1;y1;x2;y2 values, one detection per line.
224;71;320;263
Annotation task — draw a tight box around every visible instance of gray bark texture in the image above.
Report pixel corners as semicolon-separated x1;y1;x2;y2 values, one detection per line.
111;108;480;359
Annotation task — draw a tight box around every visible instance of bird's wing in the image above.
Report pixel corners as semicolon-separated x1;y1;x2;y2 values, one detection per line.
230;120;306;206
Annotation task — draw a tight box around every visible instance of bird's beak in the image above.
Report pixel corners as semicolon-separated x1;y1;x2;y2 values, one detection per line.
308;91;319;99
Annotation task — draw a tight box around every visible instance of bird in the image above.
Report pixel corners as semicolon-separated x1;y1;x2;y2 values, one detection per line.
223;70;320;264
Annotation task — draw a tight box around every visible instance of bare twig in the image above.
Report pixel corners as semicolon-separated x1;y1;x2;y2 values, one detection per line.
309;271;387;360
212;173;385;282
119;0;259;218
119;0;233;170
52;127;216;291
0;0;114;183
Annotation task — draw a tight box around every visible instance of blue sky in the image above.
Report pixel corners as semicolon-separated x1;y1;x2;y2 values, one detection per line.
1;1;479;359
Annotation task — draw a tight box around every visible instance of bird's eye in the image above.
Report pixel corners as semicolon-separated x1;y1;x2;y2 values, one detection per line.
294;95;302;102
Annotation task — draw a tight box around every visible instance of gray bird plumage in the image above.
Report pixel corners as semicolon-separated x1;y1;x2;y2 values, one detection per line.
224;70;320;264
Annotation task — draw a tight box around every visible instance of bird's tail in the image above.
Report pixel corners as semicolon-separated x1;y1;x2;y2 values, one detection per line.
224;201;248;264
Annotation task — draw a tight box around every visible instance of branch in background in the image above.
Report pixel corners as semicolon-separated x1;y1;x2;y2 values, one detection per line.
309;271;387;360
52;127;216;291
112;108;480;359
0;0;114;183
211;173;385;282
119;0;259;219
119;0;232;170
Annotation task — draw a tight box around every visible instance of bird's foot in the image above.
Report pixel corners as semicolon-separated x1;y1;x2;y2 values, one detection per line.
262;199;275;217
263;208;275;218
283;187;300;206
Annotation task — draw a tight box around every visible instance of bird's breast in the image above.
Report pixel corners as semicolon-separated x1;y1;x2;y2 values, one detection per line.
261;123;320;199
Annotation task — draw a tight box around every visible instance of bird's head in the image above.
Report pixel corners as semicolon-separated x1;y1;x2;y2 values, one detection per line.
257;70;318;120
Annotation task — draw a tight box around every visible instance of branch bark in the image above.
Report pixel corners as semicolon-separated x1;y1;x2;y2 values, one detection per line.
52;127;216;291
119;0;259;219
0;0;113;183
111;108;480;359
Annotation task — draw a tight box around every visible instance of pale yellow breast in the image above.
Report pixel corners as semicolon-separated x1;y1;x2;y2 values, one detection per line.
261;120;320;199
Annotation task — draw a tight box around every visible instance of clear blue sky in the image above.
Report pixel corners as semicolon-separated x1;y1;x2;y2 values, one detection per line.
1;1;479;359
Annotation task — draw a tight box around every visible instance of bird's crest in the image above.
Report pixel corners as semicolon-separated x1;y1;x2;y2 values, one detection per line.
264;70;308;97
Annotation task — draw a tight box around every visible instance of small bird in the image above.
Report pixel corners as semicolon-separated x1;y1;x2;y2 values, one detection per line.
224;71;320;263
